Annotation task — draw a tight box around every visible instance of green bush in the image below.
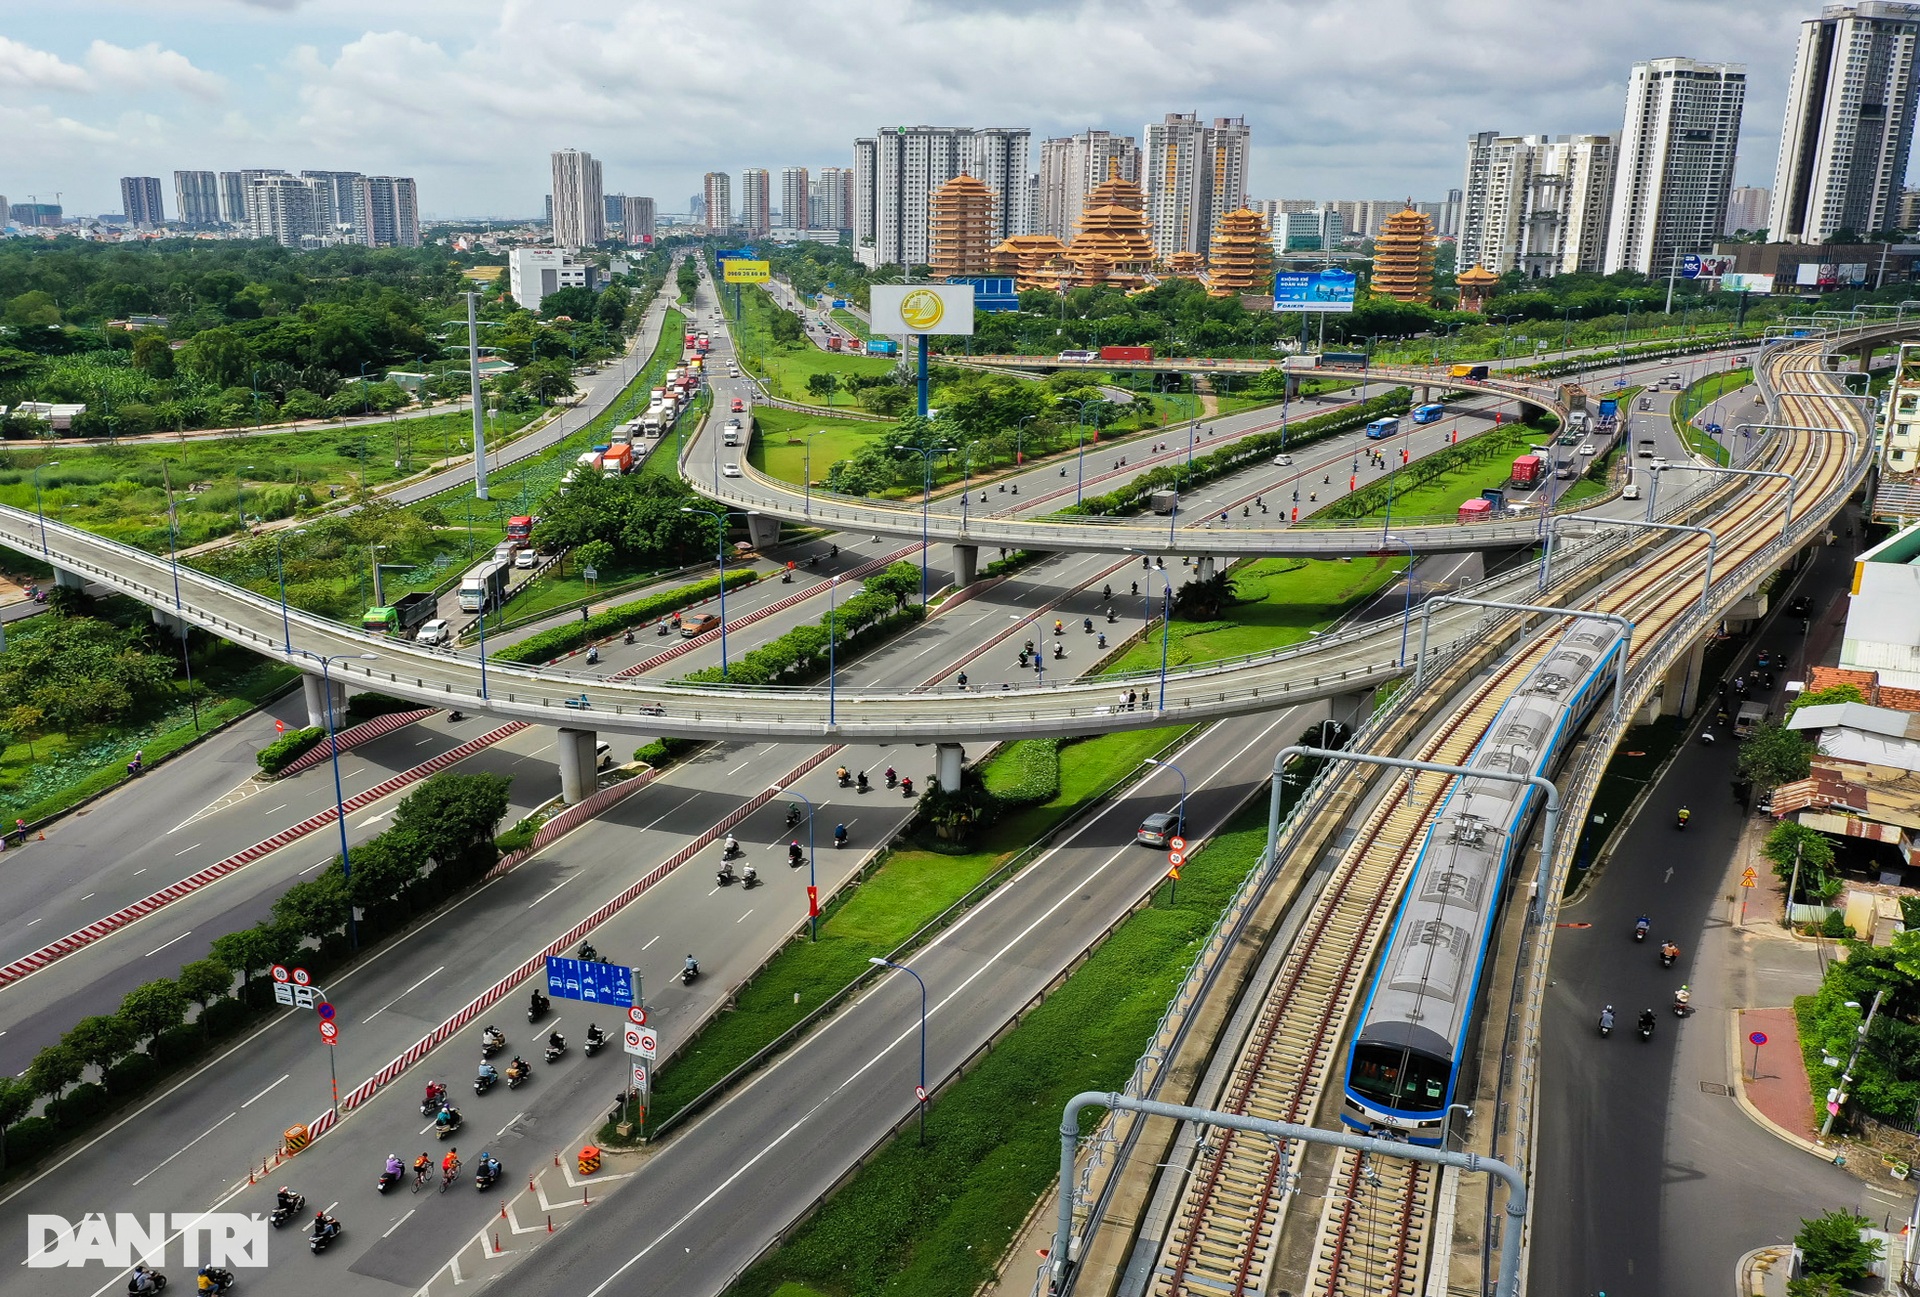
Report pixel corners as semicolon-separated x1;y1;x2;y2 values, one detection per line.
681;562;925;688
151;1022;201;1065
257;726;326;775
104;1053;160;1100
200;997;252;1040
344;691;422;721
46;1081;109;1130
982;739;1060;807
495;814;546;855
1795;1210;1880;1283
5;1117;58;1166
492;570;760;665
1821;911;1854;939
635;735;700;767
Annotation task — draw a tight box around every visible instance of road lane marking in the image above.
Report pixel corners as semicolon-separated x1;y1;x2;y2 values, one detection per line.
641;935;660;951
494;1113;523;1140
364;965;446;1023
25;918;40;927
383;1208;416;1237
174;844;201;856
131;1111;235;1186
735;909;754;923
144;930;192;957
240;1074;290;1108
641;789;701;830
78;893;92;901
527;875;580;909
263;804;286;816
133;868;147;876
298;858;329;875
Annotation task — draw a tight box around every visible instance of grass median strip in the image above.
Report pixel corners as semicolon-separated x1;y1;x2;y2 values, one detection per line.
726;798;1272;1297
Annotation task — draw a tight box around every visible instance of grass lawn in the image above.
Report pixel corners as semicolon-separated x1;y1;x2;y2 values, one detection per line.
1671;367;1748;467
749;406;894;486
831;309;869;339
1107;555;1405;672
730;285;898;406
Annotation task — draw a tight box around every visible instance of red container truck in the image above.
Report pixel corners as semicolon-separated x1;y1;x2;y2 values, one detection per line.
1098;345;1154;363
1511;454;1543;489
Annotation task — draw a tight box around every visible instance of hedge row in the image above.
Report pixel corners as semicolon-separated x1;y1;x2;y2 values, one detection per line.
257;726;325;775
981;738;1061;808
491;569;761;665
681;561;926;688
1515;332;1763;380
1318;419;1551;522
1058;387;1412;519
0;772;512;1173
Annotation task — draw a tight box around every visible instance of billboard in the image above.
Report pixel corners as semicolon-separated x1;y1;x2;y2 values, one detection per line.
1794;262;1869;288
870;284;975;335
722;259;770;283
941;276;1020;312
1720;272;1775;294
1273;268;1357;314
1680;253;1736;280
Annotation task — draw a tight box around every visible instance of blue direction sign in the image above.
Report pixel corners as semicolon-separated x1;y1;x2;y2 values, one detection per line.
1681;253;1703;279
545;957;636;1007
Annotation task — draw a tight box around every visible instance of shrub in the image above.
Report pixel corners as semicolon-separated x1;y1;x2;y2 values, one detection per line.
257;726;326;775
1821;911;1854;939
1795;1210;1880;1284
151;1023;202;1066
344;691;421;721
635;736;699;767
982;739;1061;808
493;570;760;665
104;1053;161;1100
6;1117;59;1166
46;1081;110;1130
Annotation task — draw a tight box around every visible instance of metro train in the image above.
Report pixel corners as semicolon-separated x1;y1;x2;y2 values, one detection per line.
1340;615;1628;1144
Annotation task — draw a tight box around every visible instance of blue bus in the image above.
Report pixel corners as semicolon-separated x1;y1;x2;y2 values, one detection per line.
1365;417;1401;440
1411;403;1445;425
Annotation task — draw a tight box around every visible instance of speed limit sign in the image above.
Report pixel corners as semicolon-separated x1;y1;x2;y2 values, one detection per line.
1168;849;1186;867
627;1005;648;1026
1168;836;1187;852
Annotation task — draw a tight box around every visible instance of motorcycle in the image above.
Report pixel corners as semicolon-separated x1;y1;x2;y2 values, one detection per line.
722;838;742;860
586;647;600;665
681;962;700;987
127;1270;169;1293
199;1268;234;1294
378;1166;403;1193
742;866;760;890
1633;917;1649;943
480;1031;505;1059
856;772;868;793
309;1220;342;1254
885;768;898;789
785;804;801;828
1660;944;1679;969
837;768;852;788
584;1028;606;1057
269;1192;305;1228
448;711;465;722
716;860;736;886
420;1082;450;1115
901;777;915;798
506;1061;530;1090
624;629;635;645
1637;1013;1656;1041
544;1035;567;1064
474;1069;498;1095
1597;1009;1614;1038
834;827;847;849
435;1110;463;1140
1672;988;1693;1017
475;1158;502;1192
528;993;550;1024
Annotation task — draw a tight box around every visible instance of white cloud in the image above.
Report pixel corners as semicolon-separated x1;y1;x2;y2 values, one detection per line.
85;40;226;100
0;35;90;92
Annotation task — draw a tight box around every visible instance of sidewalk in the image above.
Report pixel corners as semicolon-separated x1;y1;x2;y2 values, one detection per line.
1734;1005;1823;1151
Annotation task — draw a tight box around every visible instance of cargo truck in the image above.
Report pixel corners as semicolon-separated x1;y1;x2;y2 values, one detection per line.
456;560;511;614
505;515;534;544
363;591;438;637
1098;344;1154;363
602;443;634;476
1511;453;1544;488
1448;363;1489;379
1324;351;1369;369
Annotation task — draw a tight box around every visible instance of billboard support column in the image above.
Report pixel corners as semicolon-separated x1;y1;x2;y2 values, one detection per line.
917;335;929;419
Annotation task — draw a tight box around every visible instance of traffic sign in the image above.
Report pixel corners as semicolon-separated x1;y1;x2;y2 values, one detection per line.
914;1085;928;1102
274;719;287;735
270;965;290;983
291;967;312;986
637;1029;657;1059
273;982;320;1009
632;1063;648;1090
1741;867;1758;888
1167;866;1181;881
316;1001;335;1022
1750;1031;1769;1047
544;956;636;1008
626;1005;648;1026
318;1021;338;1046
807;885;820;917
623;1025;644;1056
1168;850;1186;868
1168;836;1187;853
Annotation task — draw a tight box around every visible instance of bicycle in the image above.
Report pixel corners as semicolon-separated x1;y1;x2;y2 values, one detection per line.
412;1161;432;1193
440;1158;461;1192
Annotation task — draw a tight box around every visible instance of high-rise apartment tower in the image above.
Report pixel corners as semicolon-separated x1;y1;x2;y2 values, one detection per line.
550;149;605;249
1603;58;1747;275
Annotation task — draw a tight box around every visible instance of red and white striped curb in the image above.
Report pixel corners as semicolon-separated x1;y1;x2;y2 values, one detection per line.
276;708;440;778
0;723;527;987
305;743;842;1139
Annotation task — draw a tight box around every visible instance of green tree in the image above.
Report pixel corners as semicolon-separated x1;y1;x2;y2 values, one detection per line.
271;872;352;944
176;957;234;1011
1737;721;1812;789
208;926;278;989
1762;821;1839;902
118;978;187;1047
595;289;628;330
540;286;596;320
1794;1210;1879;1284
180;326;251;388
5;291;61;327
769;308;804;348
523;361;577;405
25;1044;81;1100
131;330;175;379
575;538;614;578
62;1014;134;1074
807;372;839;406
0;1077;33;1169
1788;682;1867;719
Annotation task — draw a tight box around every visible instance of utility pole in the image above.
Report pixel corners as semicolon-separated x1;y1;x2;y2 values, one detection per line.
1820;988;1884;1139
466;291;489;499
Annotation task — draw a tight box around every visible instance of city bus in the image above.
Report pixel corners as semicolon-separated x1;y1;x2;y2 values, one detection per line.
1365;417;1401;440
1411;403;1445;424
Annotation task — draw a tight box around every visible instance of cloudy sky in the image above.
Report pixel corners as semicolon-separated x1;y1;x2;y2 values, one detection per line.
0;0;1841;220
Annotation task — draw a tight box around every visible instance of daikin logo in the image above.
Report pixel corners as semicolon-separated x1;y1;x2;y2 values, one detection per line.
27;1214;268;1268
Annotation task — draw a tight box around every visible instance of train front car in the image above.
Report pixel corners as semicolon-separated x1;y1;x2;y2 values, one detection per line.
1341;617;1624;1143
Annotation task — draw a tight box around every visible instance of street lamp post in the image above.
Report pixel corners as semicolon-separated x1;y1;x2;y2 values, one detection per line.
868;956;929;1144
272;528;306;654
1143;757;1187;838
680;506;733;677
1059;398;1097;503
1528;442;1562;590
293;650;378;950
826;575;843;726
802;429;830;519
1820;990;1885;1139
1384;532;1416;665
779;785;819;941
32;460;59;555
893;443;952;605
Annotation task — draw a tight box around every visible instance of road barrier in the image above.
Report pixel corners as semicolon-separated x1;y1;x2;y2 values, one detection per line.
276;707;440;777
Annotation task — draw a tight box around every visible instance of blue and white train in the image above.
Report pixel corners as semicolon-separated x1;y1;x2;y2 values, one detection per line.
1340;616;1627;1144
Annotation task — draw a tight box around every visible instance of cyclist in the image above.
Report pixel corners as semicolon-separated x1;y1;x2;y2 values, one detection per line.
413;1152;433;1190
441;1147;461;1189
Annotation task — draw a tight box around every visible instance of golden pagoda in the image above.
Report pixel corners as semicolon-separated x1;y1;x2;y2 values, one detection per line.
1372;202;1435;304
990;234;1074;292
929;174;996;281
1065;170;1155;288
1453;262;1499;313
1205;207;1273;299
1167;251;1206;279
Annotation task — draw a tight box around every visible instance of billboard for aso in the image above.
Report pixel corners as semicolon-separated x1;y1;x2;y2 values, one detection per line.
1273;268;1357;313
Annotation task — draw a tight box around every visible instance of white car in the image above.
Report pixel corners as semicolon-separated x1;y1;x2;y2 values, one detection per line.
1579;442;1597;456
513;548;537;569
1273;454;1293;466
722;463;742;478
415;619;451;647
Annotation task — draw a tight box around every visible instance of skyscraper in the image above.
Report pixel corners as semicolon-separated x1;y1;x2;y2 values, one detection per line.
1770;2;1920;243
219;169;286;226
1458;133;1617;276
740;169;771;235
119;176;165;227
621;196;655;244
1038;130;1140;241
703;173;733;233
247;176;320;247
302;171;363;238
352;176;420;247
550;148;605;250
604;193;626;227
929;174;997;280
1143;113;1251;259
1603;58;1747;275
780;167;810;230
813;166;853;231
1726;185;1774;233
853;139;878;249
865;126;1032;268
173;171;220;226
